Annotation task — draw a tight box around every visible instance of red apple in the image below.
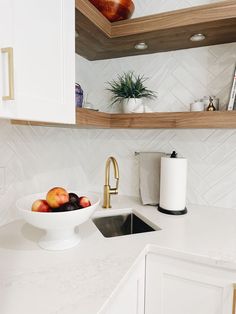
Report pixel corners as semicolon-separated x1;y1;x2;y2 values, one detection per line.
46;187;69;208
79;196;91;208
32;199;51;212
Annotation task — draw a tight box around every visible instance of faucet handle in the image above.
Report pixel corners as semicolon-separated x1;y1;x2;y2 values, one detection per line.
115;176;119;191
110;177;119;194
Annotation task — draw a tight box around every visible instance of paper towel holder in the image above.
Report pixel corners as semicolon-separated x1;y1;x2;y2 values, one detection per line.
157;151;188;216
157;204;187;215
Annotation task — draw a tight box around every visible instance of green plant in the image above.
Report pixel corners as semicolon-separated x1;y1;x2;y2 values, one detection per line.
107;72;157;105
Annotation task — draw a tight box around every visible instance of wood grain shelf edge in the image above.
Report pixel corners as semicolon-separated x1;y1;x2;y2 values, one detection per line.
110;111;236;129
111;0;236;37
75;0;236;60
75;0;111;37
10;109;236;129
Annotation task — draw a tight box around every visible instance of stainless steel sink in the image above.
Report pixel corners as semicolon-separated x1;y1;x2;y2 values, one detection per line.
92;213;160;238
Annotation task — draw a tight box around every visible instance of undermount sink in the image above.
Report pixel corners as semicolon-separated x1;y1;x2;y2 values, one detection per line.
92;212;160;238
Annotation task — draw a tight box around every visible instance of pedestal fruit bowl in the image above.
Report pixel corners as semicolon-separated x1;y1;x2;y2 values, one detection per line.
16;191;100;250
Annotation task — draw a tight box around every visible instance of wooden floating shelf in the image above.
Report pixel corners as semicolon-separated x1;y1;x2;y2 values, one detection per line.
75;0;236;60
110;111;236;129
11;108;236;129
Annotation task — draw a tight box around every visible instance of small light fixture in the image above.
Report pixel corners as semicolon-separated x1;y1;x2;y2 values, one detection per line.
190;33;206;42
134;42;148;50
75;31;79;39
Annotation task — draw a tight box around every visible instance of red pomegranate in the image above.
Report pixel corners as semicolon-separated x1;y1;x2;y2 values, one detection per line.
89;0;135;22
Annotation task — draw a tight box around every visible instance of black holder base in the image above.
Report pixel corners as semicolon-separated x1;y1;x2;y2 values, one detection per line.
158;205;187;216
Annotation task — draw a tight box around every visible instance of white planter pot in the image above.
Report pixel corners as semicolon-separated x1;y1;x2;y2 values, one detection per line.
123;98;144;113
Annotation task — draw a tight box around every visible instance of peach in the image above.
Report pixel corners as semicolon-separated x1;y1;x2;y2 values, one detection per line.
46;187;69;208
79;196;91;208
32;199;51;212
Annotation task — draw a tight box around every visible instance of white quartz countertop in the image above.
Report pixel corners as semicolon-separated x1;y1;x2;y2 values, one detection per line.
1;195;236;314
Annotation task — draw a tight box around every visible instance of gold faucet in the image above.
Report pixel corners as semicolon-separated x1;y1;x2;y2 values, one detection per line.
103;156;119;208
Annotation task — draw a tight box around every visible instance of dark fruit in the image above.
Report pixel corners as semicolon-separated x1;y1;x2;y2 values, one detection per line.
69;193;80;204
52;202;80;212
63;202;78;211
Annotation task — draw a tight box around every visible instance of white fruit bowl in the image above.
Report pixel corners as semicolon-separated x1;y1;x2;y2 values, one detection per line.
16;192;100;251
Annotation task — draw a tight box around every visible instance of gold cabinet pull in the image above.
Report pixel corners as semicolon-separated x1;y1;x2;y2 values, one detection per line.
233;284;236;314
1;47;14;100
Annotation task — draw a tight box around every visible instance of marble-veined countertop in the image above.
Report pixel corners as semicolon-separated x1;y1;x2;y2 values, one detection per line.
1;195;236;314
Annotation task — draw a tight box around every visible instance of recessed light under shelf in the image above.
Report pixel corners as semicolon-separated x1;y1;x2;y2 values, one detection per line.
134;42;148;50
190;33;206;42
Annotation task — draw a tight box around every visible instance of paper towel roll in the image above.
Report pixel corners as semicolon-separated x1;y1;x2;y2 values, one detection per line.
159;156;187;214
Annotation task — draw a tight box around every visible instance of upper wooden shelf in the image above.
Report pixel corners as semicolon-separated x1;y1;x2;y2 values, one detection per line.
11;108;236;129
75;0;236;60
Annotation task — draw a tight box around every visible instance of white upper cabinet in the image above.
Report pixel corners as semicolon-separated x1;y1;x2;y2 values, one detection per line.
0;0;75;124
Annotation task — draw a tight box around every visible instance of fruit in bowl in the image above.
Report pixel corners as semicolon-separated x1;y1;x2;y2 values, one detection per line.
30;187;92;213
79;196;91;208
46;187;69;208
17;189;100;250
32;199;52;212
69;192;80;205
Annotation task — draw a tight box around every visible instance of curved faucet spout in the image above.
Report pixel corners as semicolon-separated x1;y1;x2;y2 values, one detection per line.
103;156;119;208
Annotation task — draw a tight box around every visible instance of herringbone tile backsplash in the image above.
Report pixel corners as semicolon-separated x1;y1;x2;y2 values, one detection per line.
0;0;236;226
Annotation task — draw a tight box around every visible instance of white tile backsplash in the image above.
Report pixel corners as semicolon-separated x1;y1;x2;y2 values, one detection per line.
132;0;221;17
77;42;236;113
0;1;236;226
3;122;236;227
0;167;5;194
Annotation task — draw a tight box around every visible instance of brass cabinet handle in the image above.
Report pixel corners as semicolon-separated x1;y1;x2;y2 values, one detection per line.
233;284;236;314
1;47;14;100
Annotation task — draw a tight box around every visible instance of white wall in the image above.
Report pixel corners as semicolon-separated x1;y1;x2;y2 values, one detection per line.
1;117;236;227
0;0;235;226
132;0;221;17
77;44;236;113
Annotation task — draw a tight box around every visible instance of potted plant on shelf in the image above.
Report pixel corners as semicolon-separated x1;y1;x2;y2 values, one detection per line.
107;72;156;113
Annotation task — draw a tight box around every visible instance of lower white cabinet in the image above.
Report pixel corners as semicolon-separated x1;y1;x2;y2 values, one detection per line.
100;251;236;314
145;253;234;314
100;257;145;314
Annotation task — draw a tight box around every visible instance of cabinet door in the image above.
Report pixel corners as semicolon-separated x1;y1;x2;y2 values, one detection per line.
101;258;145;314
0;0;14;116
145;253;233;314
0;0;75;124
